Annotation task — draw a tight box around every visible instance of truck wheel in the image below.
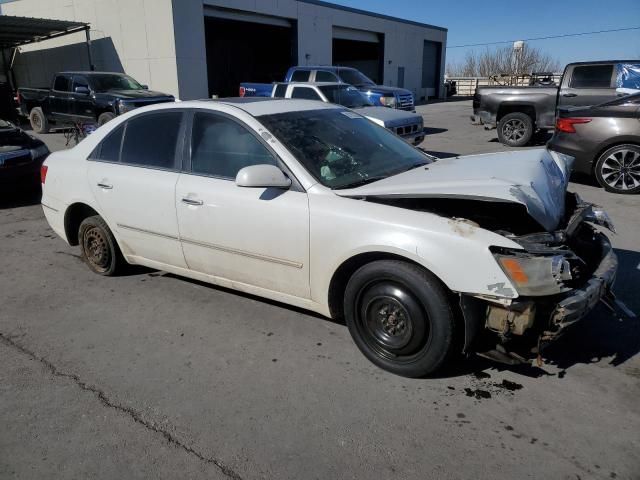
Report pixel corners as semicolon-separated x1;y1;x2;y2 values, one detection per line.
498;112;533;147
344;260;456;377
29;107;49;134
78;215;125;276
98;112;116;126
594;144;640;194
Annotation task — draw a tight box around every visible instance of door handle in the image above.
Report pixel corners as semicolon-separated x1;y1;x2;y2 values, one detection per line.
181;197;203;206
562;93;578;97
97;182;113;189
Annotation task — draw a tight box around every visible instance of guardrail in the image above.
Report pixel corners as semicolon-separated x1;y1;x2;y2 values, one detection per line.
445;74;562;97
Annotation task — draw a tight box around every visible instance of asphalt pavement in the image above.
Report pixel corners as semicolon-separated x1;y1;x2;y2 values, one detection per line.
1;100;638;480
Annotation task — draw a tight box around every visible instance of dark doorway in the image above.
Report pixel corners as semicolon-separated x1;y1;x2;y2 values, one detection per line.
204;16;296;98
332;37;383;84
422;40;442;98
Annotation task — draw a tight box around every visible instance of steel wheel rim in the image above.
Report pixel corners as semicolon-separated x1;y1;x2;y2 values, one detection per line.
83;226;111;272
601;149;640;191
32;113;42;130
503;119;526;142
356;281;429;362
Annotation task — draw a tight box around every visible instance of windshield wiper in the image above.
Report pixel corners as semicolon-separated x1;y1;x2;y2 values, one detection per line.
336;175;389;190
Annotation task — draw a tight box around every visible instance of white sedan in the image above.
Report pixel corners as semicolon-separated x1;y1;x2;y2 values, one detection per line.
41;98;617;377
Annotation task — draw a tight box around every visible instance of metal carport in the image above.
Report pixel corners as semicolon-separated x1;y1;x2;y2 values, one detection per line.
0;15;92;92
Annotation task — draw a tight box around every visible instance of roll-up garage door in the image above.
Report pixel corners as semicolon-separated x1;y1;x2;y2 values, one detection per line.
332;26;384;84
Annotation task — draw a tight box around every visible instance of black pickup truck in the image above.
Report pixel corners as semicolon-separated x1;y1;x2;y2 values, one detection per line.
472;60;640;147
17;72;175;133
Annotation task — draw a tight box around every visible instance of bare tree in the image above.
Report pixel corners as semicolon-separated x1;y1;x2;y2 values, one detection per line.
446;45;561;77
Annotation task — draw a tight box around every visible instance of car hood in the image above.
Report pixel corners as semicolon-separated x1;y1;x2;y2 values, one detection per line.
359;85;413;97
334;149;574;232
355;106;422;127
104;89;174;100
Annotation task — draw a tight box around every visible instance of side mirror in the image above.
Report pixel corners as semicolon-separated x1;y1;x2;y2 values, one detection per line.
141;84;149;90
235;164;291;189
74;86;90;95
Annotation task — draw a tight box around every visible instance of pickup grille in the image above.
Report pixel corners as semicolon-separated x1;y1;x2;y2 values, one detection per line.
395;124;421;136
397;94;414;111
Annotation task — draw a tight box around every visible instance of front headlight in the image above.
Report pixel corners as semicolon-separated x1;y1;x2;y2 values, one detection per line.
379;95;396;108
494;253;573;296
30;144;49;159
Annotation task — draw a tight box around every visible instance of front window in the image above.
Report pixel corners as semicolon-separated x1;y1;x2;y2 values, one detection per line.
90;74;144;92
318;85;373;108
258;108;431;189
337;68;376;87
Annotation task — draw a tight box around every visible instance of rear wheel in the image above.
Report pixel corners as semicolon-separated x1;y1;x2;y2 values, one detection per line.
98;112;116;126
29;107;49;134
594;144;640;194
78;215;124;276
497;112;533;147
344;260;456;377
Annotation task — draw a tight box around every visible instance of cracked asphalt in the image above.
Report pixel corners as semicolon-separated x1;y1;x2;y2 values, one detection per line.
1;100;639;479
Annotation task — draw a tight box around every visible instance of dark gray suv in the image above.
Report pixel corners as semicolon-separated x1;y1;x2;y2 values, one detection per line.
547;93;640;194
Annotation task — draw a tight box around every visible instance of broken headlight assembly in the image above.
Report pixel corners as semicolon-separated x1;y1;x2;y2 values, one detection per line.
493;252;573;296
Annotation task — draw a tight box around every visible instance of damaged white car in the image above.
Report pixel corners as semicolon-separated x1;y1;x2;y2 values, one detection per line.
41;98;620;377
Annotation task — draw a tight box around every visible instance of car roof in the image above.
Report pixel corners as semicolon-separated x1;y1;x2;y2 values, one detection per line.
566;60;640;67
194;98;341;116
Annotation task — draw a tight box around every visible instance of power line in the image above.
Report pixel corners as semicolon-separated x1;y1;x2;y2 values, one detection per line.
447;26;640;48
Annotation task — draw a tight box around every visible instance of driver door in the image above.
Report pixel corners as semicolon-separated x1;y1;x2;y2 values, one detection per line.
175;111;310;299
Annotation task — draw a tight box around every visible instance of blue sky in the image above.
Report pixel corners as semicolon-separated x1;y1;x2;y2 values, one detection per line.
328;0;640;68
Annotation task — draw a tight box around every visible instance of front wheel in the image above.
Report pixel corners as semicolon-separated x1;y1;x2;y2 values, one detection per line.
98;112;116;126
594;144;640;194
497;112;533;147
78;215;125;276
344;260;456;377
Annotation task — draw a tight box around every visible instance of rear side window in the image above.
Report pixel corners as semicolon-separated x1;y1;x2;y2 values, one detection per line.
94;125;124;162
570;65;614;88
316;70;338;82
290;70;311;82
291;87;322;101
120;112;182;169
190;112;276;179
273;83;287;98
53;75;71;92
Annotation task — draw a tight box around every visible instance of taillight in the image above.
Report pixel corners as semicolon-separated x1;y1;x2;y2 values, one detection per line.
40;164;48;184
555;117;591;133
239;86;246;97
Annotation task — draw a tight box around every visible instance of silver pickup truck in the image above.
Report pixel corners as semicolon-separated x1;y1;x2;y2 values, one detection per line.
272;82;425;145
472;60;640;147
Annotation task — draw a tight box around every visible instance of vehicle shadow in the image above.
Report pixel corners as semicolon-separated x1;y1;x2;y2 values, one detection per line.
488;131;552;147
423;127;448;135
0;186;42;210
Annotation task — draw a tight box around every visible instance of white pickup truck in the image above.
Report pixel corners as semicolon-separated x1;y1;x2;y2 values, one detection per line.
271;82;425;145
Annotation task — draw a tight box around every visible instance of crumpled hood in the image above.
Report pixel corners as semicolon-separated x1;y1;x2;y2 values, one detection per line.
355;106;422;127
335;148;573;232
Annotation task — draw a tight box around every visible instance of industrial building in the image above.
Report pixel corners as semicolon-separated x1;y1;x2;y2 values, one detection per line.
0;0;447;101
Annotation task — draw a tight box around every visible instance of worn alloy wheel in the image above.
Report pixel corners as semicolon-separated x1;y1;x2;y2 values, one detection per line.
497;112;533;147
344;260;456;377
78;215;124;276
595;144;640;194
29;107;49;134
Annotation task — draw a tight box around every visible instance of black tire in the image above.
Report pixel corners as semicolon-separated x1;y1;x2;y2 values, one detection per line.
497;112;533;147
78;215;125;276
97;112;116;126
344;260;456;377
594;144;640;194
29;107;49;134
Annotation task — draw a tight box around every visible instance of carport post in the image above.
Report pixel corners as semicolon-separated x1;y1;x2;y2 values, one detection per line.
85;27;95;71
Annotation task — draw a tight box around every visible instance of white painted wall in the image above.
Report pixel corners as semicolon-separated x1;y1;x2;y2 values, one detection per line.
1;0;182;97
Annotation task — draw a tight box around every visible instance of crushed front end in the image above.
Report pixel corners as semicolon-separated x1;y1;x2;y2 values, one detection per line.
464;193;622;364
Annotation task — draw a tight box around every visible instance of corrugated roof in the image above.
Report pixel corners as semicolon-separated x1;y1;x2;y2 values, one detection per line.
0;15;88;49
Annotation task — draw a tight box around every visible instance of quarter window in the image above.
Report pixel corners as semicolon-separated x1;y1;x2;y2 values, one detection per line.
53;75;71;92
273;83;288;98
120;112;182;169
94;125;124;162
290;70;311;82
291;87;322;101
570;65;614;88
190;112;276;179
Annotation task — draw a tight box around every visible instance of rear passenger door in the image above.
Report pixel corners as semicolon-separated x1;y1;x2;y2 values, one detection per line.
558;64;617;108
87;110;187;267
